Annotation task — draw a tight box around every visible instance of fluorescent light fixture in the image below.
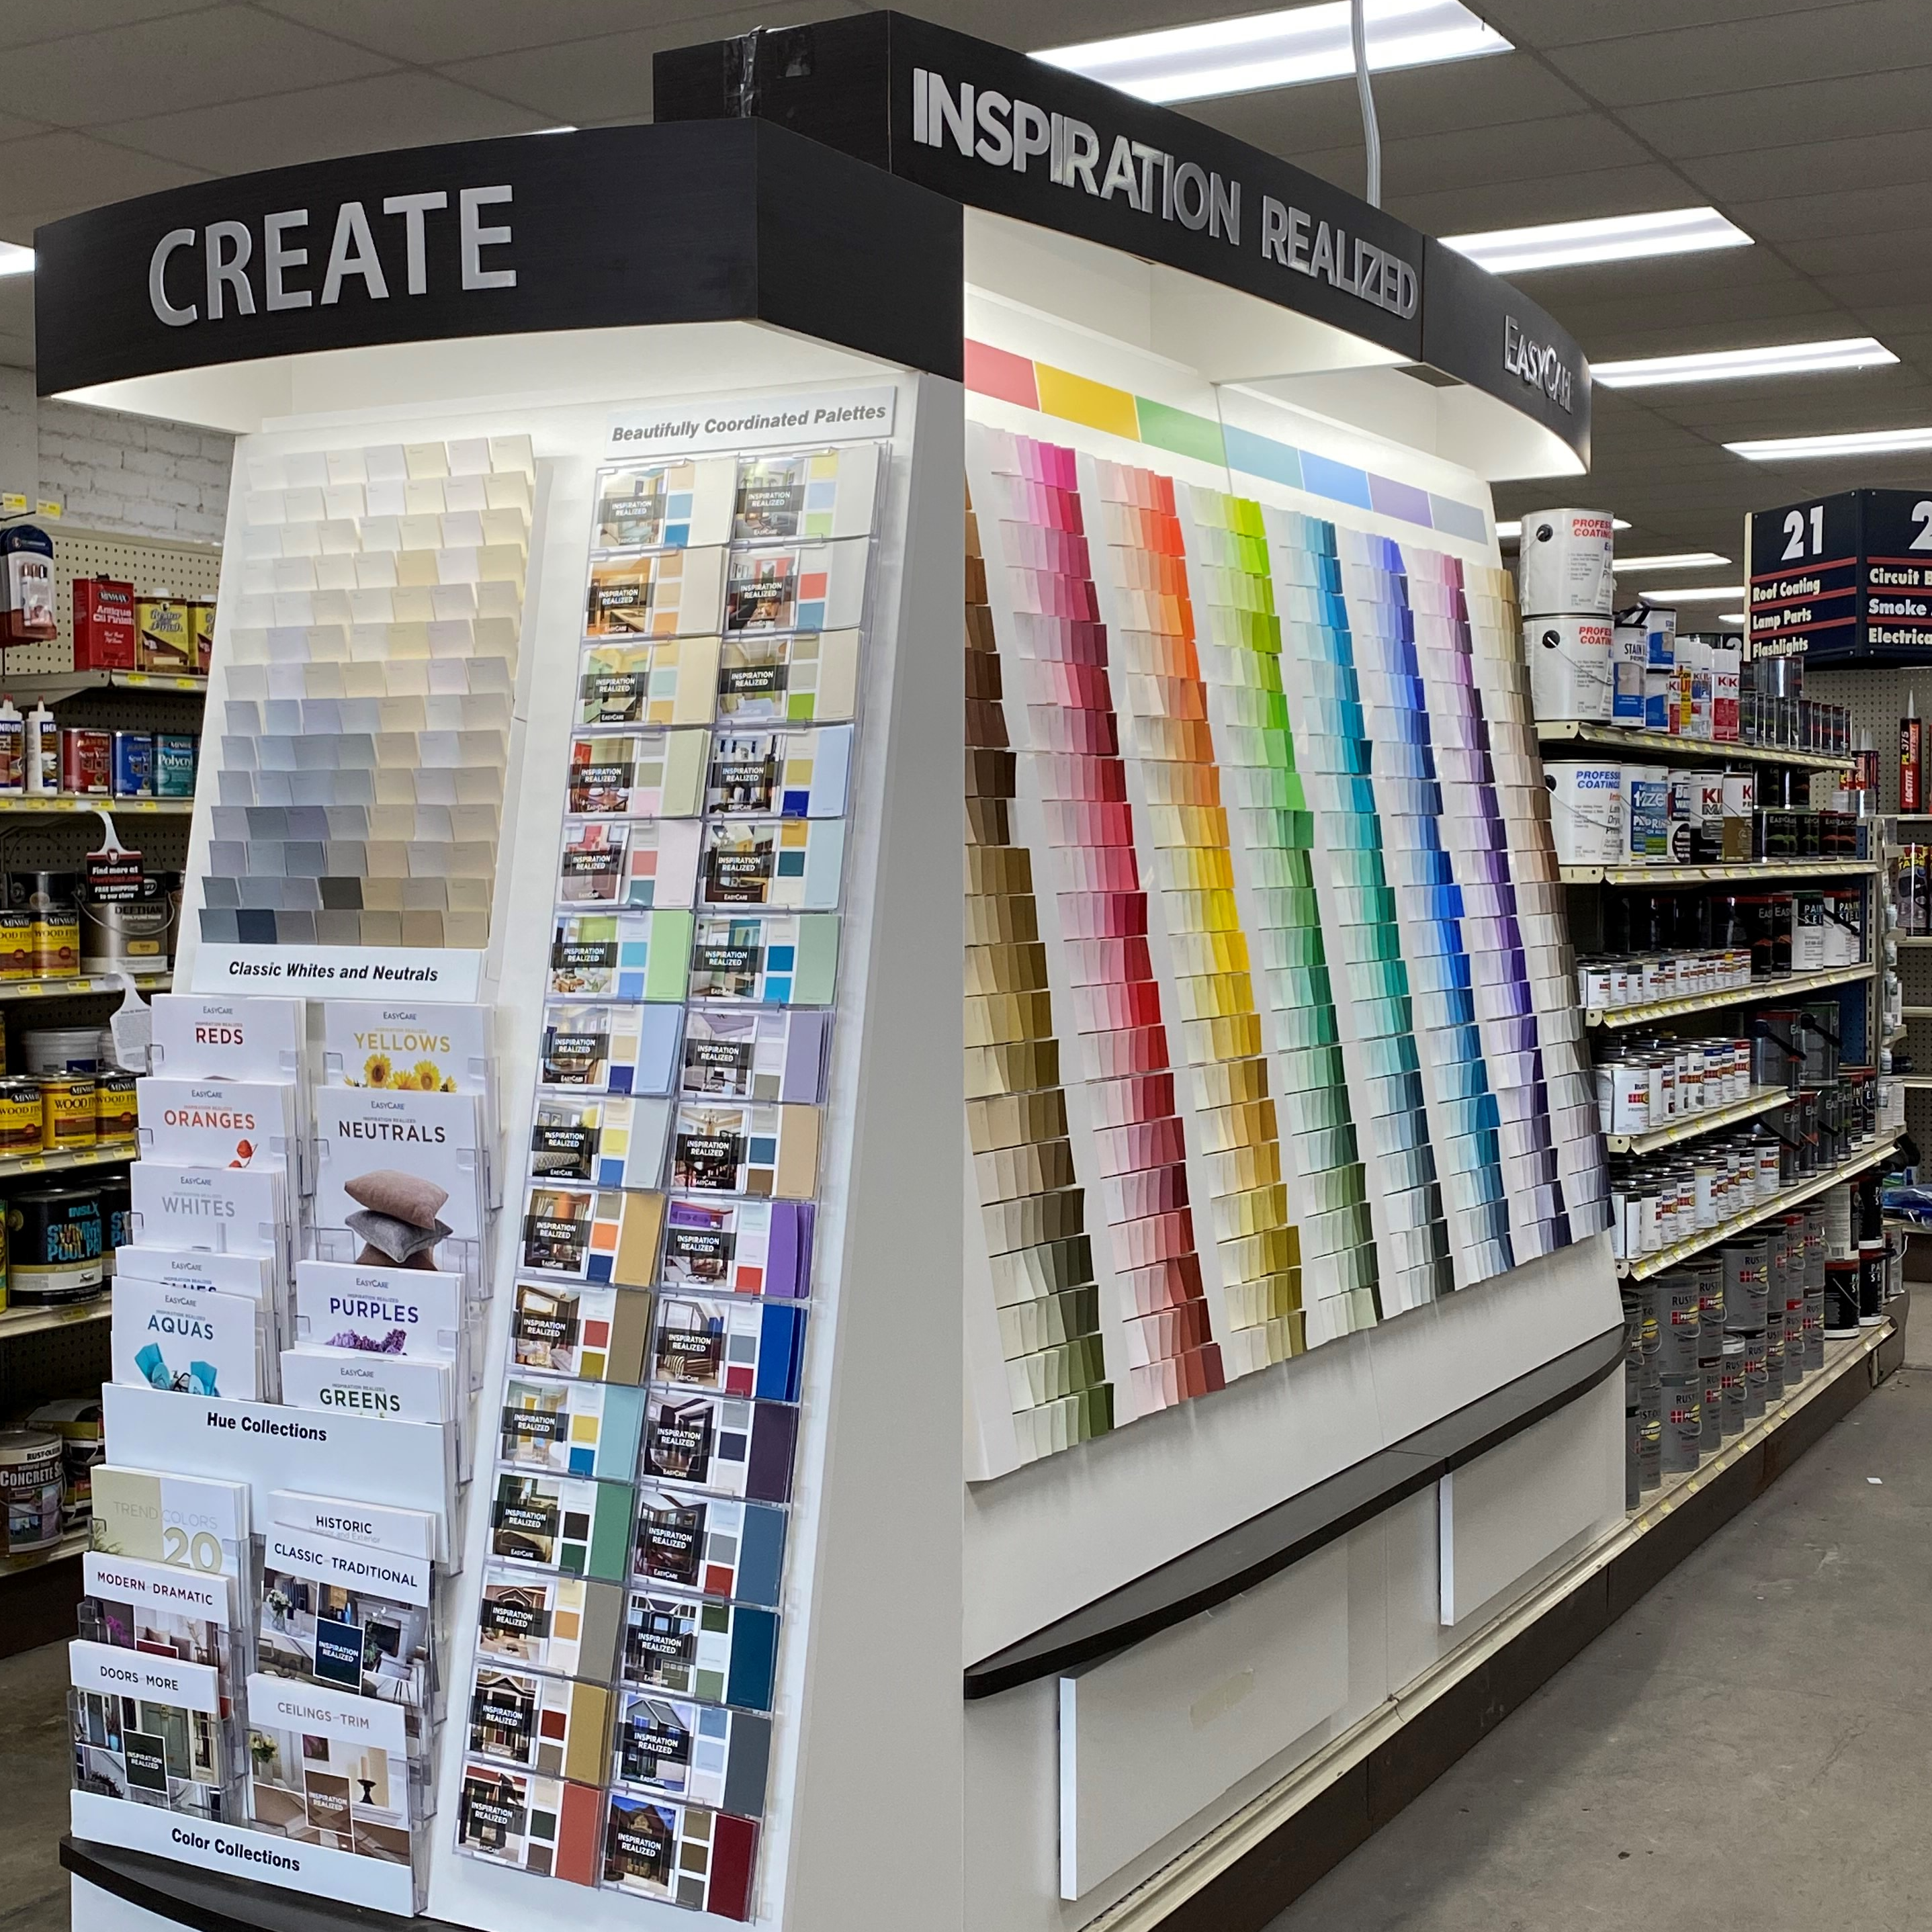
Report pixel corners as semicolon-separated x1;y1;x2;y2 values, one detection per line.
1612;552;1730;572
1726;424;1932;461
523;124;578;135
1639;586;1746;603
1717;613;1747;625
0;243;33;278
1595;337;1894;389
1495;517;1629;539
1034;0;1509;105
1442;206;1751;275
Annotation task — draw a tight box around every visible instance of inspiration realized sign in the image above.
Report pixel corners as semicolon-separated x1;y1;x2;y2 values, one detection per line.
1746;488;1932;664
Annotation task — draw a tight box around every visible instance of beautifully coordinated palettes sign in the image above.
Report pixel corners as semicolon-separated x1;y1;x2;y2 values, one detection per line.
963;414;1608;1475
458;408;885;1919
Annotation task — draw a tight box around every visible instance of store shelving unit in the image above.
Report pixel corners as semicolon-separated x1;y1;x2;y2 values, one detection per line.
0;1293;110;1344
1602;1083;1791;1157
1588;961;1874;1030
0;1524;88;1577
0;670;209;702
0;971;169;1006
1561;859;1874;887
0;797;190;816
1537;721;1854;773
0;1141;136;1184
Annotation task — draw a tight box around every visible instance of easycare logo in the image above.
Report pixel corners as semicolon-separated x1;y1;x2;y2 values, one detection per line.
1503;317;1575;413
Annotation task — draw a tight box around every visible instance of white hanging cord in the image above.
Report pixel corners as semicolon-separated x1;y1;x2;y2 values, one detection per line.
1351;0;1382;208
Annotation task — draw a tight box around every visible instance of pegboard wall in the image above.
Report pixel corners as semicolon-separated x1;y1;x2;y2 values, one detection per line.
2;523;222;678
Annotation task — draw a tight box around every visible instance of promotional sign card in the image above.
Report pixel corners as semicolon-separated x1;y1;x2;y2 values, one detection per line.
78;1551;238;1687
270;1489;437;1565
704;723;851;819
476;1565;623;1682
601;1792;756;1919
541;1004;683;1098
466;1663;611;1785
520;1184;664;1290
640;1391;796;1504
619;1587;779;1714
136;1076;301;1178
311;1087;486;1276
651;1297;805;1405
256;1524;434;1716
611;1690;771;1817
498;1376;645;1481
130;1163;290;1269
294;1260;465;1368
112;1280;265;1402
592;457;735;552
150;992;306;1084
558;818;699;910
678;1007;828;1105
660;1195;815;1300
321;1000;492;1101
697;817;844;911
488;1470;633;1584
584;547;726;640
245;1672;421;1864
71;1638;234;1819
687;910;838;1006
576;636;721;730
715;628;859;726
722;539;867;635
509;1279;652;1387
732;445;878;544
91;1466;252;1591
566;728;706;818
631;1485;785;1608
670;1101;820;1200
455;1758;601;1884
550;910;693;1003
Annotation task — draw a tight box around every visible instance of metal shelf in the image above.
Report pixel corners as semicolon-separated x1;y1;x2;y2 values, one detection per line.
0;970;168;1005
0;1140;136;1183
0;796;189;816
1536;721;1852;773
0;1523;88;1576
1603;1084;1792;1156
0;1290;108;1345
0;668;208;703
1562;859;1876;887
1618;1131;1904;1281
1588;961;1874;1030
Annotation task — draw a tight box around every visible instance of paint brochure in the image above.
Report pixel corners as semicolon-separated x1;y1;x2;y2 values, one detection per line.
455;1758;601;1883
549;908;693;1002
466;1663;611;1784
78;1551;239;1693
619;1586;779;1713
130;1161;290;1269
531;1094;670;1192
112;1278;266;1403
269;1490;437;1564
714;627;859;726
640;1389;795;1503
280;1347;456;1435
670;1100;820;1199
558;817;699;909
631;1485;785;1608
584;547;726;640
732;445;878;544
703;723;850;819
601;1791;756;1918
677;1006;828;1104
611;1689;771;1816
566;726;707;818
90;1466;253;1593
149;992;305;1084
576;635;721;730
660;1195;814;1299
519;1183;664;1290
650;1296;805;1403
488;1469;633;1585
136;1075;301;1178
293;1260;464;1366
475;1565;623;1682
321;999;493;1100
721;538;868;635
591;456;735;553
498;1376;646;1481
687;910;838;1006
697;816;844;910
70;1638;236;1820
311;1087;488;1254
540;1003;683;1096
509;1279;652;1386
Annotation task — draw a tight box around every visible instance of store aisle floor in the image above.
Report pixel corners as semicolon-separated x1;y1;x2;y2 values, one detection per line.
0;1636;75;1932
1269;1363;1932;1932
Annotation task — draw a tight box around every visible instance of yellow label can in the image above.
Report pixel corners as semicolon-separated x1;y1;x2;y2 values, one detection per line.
40;1077;97;1151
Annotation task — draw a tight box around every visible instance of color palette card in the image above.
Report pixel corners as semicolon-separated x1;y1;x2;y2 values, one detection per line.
498;1376;646;1481
550;910;694;1002
687;910;838;1006
531;1094;671;1192
715;629;859;725
621;1587;779;1714
705;723;851;818
559;818;701;909
670;1101;820;1199
150;992;306;1084
510;1279;652;1387
541;1004;683;1096
246;1673;421;1862
488;1470;633;1583
578;638;722;728
455;1759;601;1884
601;1792;756;1918
699;816;844;910
255;1524;433;1713
468;1663;613;1786
566;728;707;818
640;1389;796;1503
476;1565;624;1682
733;445;879;543
611;1691;771;1816
651;1296;805;1404
520;1184;664;1290
112;1280;263;1402
678;1008;828;1104
585;549;726;639
130;1163;289;1268
660;1196;814;1299
593;458;736;552
311;1086;487;1243
723;539;867;635
136;1076;300;1176
632;1485;786;1607
322;1000;494;1098
293;1260;464;1364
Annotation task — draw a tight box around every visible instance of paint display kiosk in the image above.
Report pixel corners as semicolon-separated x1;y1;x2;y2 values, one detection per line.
42;21;1626;1932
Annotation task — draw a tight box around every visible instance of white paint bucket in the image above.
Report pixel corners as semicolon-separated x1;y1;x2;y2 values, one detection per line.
1543;760;1624;864
1524;615;1614;721
1518;508;1617;617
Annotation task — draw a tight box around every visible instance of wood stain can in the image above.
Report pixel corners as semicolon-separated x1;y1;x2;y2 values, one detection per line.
5;1186;103;1305
135;589;193;673
0;1078;42;1155
0;912;31;981
0;1431;64;1554
94;1071;137;1145
39;1075;96;1152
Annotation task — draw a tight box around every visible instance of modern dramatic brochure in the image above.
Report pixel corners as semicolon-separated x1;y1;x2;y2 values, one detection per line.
457;425;886;1921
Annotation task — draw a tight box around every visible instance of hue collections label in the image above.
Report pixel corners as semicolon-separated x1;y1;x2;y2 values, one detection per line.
1747;489;1932;662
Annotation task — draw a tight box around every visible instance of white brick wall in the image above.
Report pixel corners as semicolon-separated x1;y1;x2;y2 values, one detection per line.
38;400;233;545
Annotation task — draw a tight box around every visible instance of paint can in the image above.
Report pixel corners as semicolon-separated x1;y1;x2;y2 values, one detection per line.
1700;1356;1724;1453
1805;1285;1825;1370
0;1431;63;1555
5;1186;104;1305
1824;1259;1860;1337
1623;766;1670;863
1660;1372;1703;1474
1526;616;1615;721
1636;1386;1662;1491
1720;1337;1747;1438
1612;619;1646;723
1595;1054;1652;1135
1659;1271;1700;1374
1694;1263;1726;1356
110;730;153;799
0;1078;40;1155
1765;1307;1786;1404
0;912;30;981
1722;1240;1769;1331
95;1175;130;1277
1858;1237;1886;1326
1517;509;1616;618
59;728;112;797
76;871;178;973
1544;761;1625;865
1750;1012;1804;1094
1626;1399;1642;1509
18;1025;103;1076
94;1071;137;1145
39;1075;95;1153
1742;1331;1768;1420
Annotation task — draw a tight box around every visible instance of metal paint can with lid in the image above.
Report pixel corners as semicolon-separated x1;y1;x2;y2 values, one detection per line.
5;1185;103;1305
1660;1372;1703;1474
1720;1337;1747;1438
40;1075;95;1152
0;1078;40;1155
0;1431;63;1554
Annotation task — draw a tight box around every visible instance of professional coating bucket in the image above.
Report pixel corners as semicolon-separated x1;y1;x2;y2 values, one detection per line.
1526;617;1614;722
1824;1259;1860;1337
1544;761;1624;865
1518;509;1616;618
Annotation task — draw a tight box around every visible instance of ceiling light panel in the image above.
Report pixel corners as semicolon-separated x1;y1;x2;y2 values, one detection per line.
1612;553;1730;572
1594;338;1895;389
1034;0;1509;105
1442;207;1752;275
0;243;33;278
1727;425;1932;461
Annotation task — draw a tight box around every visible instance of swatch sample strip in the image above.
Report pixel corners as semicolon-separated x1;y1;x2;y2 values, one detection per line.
1180;492;1382;1339
1086;458;1301;1376
207;434;535;949
965;492;1116;1464
460;439;883;1918
971;426;1225;1417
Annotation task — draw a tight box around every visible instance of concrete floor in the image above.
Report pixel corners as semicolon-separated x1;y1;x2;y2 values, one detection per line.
5;1368;1926;1932
1270;1363;1932;1932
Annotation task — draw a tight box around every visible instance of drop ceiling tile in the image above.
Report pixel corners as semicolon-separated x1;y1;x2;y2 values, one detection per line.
0;281;34;341
1736;184;1932;246
257;0;711;64
114;70;550;173
1818;267;1932;307
1391;163;1691;236
1476;0;1843;42
0;132;210;239
1282;114;1649;202
1;0;220;48
1782;224;1932;275
1544;0;1927;106
5;5;394;128
441;0;868;122
1654;378;1932;439
1623;67;1932;161
0;118;52;146
1580;304;1850;361
1680;129;1932;204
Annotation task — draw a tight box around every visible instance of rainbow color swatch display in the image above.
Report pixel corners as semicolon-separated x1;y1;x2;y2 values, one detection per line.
462;437;883;1918
965;416;1608;1468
